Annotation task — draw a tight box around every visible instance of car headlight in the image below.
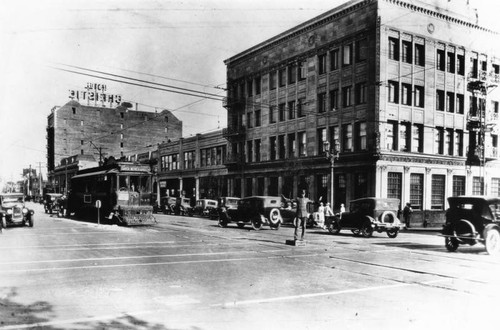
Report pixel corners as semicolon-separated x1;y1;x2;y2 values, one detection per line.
7;209;13;215
22;208;29;215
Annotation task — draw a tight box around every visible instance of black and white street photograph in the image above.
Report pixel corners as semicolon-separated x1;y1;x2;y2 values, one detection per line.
1;0;500;329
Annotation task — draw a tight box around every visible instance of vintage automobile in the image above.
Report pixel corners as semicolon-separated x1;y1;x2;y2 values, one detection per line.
52;194;68;217
442;196;500;255
173;197;193;216
192;199;218;217
325;197;403;238
209;197;240;221
44;193;63;214
219;196;296;230
0;193;35;228
154;196;177;214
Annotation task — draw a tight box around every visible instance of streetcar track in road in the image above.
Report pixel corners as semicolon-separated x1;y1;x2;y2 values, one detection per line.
0;253;325;274
0;247;326;269
327;254;492;284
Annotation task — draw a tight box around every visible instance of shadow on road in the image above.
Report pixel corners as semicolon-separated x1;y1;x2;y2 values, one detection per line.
0;287;193;330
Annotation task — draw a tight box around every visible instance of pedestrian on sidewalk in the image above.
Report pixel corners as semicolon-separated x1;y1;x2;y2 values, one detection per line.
403;202;413;229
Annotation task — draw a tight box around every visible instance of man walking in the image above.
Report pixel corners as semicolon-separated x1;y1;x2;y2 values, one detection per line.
294;189;310;241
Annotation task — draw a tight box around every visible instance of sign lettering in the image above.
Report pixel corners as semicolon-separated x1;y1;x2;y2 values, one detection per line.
69;83;122;107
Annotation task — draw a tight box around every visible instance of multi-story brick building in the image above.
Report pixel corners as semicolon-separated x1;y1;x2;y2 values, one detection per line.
157;130;228;200
47;100;182;191
224;0;500;225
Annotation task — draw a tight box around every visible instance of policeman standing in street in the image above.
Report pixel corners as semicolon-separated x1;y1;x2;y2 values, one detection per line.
294;189;310;241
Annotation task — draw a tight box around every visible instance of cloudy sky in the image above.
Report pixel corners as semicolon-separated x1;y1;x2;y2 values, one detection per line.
0;0;498;183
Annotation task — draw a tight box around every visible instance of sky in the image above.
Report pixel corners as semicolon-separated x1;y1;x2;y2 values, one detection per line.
0;0;498;185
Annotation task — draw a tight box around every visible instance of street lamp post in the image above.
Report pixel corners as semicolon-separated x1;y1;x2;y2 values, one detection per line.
323;140;339;209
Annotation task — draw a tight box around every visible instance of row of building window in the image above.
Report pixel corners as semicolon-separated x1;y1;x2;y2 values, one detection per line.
160;146;227;171
244;84;498;129
234;38;368;98
388;36;500;78
388;173;500;210
386;121;464;156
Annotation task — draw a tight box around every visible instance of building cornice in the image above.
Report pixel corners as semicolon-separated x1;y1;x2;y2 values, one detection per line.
383;0;497;34
225;0;498;68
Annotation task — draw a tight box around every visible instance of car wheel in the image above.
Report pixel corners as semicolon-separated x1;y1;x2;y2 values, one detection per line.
485;228;500;256
237;223;245;228
361;220;373;238
218;217;228;228
351;229;360;236
1;217;6;229
270;221;281;230
28;217;34;227
328;221;341;234
251;217;263;230
387;230;398;238
445;237;459;252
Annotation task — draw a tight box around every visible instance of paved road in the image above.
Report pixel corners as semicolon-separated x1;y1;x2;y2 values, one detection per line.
1;202;499;330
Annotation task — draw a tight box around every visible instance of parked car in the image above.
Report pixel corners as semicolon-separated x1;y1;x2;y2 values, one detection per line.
442;196;500;255
173;197;193;216
209;197;240;220
192;199;218;217
154;196;177;214
0;193;35;228
44;193;63;214
325;197;403;238
52;194;68;217
219;196;296;230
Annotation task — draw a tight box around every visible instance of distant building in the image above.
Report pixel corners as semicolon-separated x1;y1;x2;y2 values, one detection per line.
46;100;183;189
223;0;500;226
156;130;229;200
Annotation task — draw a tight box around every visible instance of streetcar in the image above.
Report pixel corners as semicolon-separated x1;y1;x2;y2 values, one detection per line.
68;159;156;226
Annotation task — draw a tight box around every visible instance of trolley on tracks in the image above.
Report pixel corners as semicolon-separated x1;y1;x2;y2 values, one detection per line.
68;159;156;226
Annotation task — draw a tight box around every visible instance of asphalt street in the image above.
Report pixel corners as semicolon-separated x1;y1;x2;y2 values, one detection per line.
1;202;499;330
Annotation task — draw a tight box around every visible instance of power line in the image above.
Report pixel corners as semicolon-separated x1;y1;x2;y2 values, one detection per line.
55;63;226;99
50;65;225;102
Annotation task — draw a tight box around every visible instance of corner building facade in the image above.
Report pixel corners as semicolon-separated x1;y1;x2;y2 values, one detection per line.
224;0;500;225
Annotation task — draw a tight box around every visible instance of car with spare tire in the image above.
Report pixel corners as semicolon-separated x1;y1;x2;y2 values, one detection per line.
218;196;296;230
442;196;500;255
325;197;403;238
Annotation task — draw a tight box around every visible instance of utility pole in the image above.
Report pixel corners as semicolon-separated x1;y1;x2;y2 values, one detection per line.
89;141;107;166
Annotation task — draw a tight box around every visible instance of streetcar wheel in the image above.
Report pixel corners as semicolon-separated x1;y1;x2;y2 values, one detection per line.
445;237;459;252
386;230;398;238
361;221;373;238
485;228;500;256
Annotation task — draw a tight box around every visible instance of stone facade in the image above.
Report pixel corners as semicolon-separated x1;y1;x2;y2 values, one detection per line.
224;0;500;226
